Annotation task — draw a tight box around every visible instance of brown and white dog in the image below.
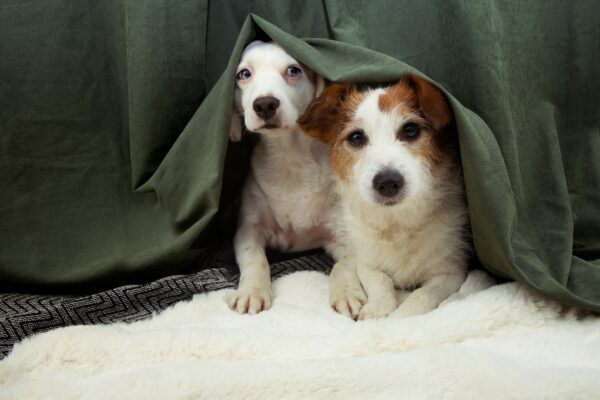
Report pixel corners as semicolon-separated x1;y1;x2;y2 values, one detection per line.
299;75;469;320
228;41;339;314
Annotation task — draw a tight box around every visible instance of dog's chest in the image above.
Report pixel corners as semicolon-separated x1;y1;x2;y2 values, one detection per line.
264;165;331;228
345;214;451;288
253;144;334;239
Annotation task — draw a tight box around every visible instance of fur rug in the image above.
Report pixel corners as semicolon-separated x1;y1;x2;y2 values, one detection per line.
1;270;599;399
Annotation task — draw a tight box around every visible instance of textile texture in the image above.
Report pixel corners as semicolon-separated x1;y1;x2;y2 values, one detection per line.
2;270;599;399
0;1;599;311
0;251;333;359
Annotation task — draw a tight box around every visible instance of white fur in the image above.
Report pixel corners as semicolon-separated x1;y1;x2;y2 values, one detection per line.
229;41;336;314
329;88;468;320
351;91;429;205
2;271;600;400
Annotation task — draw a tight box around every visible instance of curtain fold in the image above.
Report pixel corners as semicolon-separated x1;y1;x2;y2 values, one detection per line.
1;1;598;310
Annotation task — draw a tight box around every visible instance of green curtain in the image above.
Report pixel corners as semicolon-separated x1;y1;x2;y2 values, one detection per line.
1;1;598;310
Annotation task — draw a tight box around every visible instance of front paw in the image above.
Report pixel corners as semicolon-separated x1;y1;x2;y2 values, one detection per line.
330;283;367;320
358;299;397;320
389;297;432;318
229;287;272;314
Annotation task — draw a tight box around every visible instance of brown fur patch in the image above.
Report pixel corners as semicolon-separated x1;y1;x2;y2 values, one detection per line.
378;81;417;114
297;83;355;144
405;75;453;131
298;75;456;181
298;83;367;182
378;76;455;167
326;89;369;182
330;139;359;182
411;127;453;167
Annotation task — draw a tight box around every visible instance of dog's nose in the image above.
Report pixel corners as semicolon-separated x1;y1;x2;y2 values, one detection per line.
372;170;404;198
253;96;280;120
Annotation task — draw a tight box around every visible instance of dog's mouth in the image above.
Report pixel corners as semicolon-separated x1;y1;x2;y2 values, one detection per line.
256;119;286;131
246;113;287;132
376;198;401;206
371;191;406;207
262;122;280;129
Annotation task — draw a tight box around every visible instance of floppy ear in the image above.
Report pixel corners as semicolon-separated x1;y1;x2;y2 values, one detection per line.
229;112;243;142
314;75;326;97
406;74;453;131
298;82;354;144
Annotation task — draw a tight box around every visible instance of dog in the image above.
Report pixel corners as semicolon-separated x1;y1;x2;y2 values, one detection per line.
299;74;469;320
228;40;340;314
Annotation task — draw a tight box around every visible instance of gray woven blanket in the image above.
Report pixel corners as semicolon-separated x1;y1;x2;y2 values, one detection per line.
0;252;333;359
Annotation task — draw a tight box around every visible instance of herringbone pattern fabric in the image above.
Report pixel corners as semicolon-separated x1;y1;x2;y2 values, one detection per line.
0;252;333;359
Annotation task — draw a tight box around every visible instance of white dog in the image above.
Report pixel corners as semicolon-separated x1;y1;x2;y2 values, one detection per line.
299;75;469;320
228;41;343;314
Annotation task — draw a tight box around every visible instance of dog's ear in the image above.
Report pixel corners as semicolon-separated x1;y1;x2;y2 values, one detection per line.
298;82;354;144
314;75;326;97
229;112;243;142
229;90;244;141
304;67;326;97
406;74;453;131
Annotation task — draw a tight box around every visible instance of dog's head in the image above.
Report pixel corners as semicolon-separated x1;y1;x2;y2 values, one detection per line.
229;41;324;141
298;74;456;208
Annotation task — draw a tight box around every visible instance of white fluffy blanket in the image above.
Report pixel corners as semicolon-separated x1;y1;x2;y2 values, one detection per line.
1;271;599;400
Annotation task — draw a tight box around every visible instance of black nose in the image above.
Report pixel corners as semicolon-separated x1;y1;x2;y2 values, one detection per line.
372;170;404;198
253;96;280;120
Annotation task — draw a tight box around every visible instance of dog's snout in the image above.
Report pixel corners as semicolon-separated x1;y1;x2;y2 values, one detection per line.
253;96;280;120
372;170;404;198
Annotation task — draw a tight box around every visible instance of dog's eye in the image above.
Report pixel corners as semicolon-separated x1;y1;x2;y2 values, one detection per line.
347;130;367;147
400;123;421;140
237;69;252;81
286;65;302;78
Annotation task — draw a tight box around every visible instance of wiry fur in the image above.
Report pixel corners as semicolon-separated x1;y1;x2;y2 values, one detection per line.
299;75;469;319
228;41;337;314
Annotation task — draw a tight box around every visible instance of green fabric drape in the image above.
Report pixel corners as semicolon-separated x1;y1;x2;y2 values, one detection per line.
1;1;598;310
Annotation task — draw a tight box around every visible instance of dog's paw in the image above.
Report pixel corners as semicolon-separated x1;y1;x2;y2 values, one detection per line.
389;305;426;319
331;293;365;320
358;299;397;320
389;298;432;318
330;284;367;320
229;287;272;315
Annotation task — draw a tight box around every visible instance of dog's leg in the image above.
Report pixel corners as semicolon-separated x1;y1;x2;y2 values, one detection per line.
390;272;466;318
229;224;272;314
356;265;398;320
329;256;367;320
